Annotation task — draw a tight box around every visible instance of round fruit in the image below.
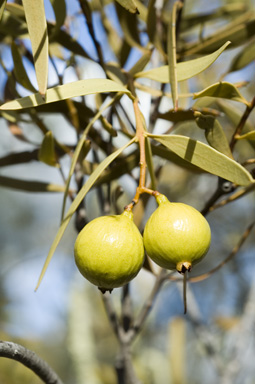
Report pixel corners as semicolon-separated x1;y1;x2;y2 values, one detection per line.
143;194;211;273
74;210;144;291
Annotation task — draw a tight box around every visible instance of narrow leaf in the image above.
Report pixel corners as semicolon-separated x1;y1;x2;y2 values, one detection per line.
22;0;49;96
0;175;66;192
134;41;230;81
35;137;136;290
147;133;254;186
236;131;255;141
0;79;132;110
61;96;119;220
0;0;6;20
145;136;157;190
50;0;66;32
11;41;37;92
229;39;255;73
194;82;249;105
167;1;180;110
38;131;59;167
115;0;139;14
194;112;233;158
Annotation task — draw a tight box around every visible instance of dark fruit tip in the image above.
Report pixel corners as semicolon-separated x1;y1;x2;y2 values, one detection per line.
98;287;113;294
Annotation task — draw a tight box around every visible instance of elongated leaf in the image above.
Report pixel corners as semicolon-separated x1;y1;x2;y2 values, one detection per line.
195;112;233;158
0;0;6;20
0;149;38;167
167;2;180;110
11;41;37;92
145;136;156;190
22;0;48;96
236;131;255;141
194;82;249;105
129;50;152;76
0;9;27;37
38;131;59;167
0;175;66;192
147;133;254;186
61;96;119;220
0;79;132;110
135;41;231;82
229;39;255;73
115;0;139;13
35;137;136;290
50;0;66;32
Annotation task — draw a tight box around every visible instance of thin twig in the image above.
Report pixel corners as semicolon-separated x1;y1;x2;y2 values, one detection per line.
101;292;121;340
0;341;64;384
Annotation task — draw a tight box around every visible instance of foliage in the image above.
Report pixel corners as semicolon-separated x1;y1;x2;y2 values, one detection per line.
0;0;255;383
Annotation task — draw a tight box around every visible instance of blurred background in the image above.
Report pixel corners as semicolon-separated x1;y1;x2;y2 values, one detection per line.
1;0;255;383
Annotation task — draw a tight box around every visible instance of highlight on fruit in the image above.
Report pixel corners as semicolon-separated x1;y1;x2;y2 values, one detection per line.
74;210;145;292
143;193;211;273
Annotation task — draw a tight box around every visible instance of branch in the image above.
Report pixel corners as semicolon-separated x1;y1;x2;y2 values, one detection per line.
0;341;64;384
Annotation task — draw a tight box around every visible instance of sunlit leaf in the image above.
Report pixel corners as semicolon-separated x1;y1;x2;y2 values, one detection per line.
236;131;255;141
38;131;59;167
0;175;66;192
35;137;136;290
11;41;37;92
194;82;249;105
167;1;180;110
195;112;233;158
134;41;230;82
0;79;132;110
147;133;254;186
0;0;6;20
115;0;139;14
22;0;49;96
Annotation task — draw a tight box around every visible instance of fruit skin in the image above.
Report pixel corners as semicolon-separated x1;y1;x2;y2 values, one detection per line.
74;210;144;291
143;194;211;272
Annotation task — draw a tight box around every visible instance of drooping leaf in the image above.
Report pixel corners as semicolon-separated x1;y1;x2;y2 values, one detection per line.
38;131;59;167
22;0;49;96
11;41;37;92
194;112;233;158
228;38;255;73
115;0;139;14
35;137;136;290
167;1;180;110
147;133;254;186
0;79;132;110
0;175;66;192
61;95;120;221
194;82;249;105
129;50;152;76
115;2;146;52
134;41;230;82
0;0;6;20
50;0;66;33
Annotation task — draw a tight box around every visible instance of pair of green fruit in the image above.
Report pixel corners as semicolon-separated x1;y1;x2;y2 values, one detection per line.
74;194;211;292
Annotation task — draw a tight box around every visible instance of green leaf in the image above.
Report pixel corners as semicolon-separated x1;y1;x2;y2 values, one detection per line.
145;136;156;190
50;0;66;32
0;0;6;20
194;112;233;158
129;50;152;76
11;41;37;92
0;175;66;192
194;82;249;105
0;9;27;37
236;131;255;141
115;0;139;14
229;38;255;73
134;41;231;82
158;109;195;122
0;79;132;110
147;133;254;186
35;137;136;290
22;0;49;96
38;131;59;167
167;1;180;110
61;95;121;221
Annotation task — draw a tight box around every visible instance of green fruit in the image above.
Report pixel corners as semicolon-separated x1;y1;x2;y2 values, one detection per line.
74;210;144;291
143;194;211;273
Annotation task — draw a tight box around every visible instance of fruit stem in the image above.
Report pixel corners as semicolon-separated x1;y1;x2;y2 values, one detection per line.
125;99;160;211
